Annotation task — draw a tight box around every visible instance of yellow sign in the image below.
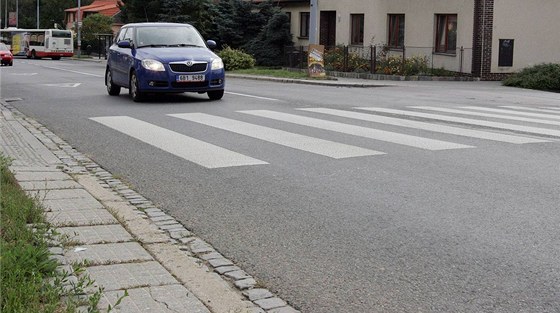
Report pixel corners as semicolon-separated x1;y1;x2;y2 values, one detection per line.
308;44;326;78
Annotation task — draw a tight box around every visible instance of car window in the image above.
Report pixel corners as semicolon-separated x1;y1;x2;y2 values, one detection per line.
115;28;128;43
135;26;206;48
0;43;8;50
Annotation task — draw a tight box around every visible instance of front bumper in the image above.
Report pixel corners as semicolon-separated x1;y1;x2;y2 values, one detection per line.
135;65;225;93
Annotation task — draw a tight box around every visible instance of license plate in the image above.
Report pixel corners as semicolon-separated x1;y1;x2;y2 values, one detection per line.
177;74;205;82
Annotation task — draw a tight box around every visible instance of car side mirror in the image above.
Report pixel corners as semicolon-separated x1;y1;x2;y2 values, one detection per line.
206;40;217;49
117;40;132;49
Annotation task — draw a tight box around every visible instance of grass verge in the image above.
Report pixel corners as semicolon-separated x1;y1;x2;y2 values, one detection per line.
0;155;101;312
229;67;309;79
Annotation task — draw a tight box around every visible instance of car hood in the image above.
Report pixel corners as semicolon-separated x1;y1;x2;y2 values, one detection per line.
134;47;218;63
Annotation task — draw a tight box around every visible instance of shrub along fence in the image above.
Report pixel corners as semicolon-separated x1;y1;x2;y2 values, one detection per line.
285;45;473;77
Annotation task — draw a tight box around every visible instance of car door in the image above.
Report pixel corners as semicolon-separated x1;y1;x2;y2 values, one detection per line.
108;27;132;86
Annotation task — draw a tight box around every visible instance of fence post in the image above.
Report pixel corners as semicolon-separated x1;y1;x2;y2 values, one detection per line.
300;46;305;69
344;45;349;72
401;46;406;75
370;45;375;74
460;46;464;73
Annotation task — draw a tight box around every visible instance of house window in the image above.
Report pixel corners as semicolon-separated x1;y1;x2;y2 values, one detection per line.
388;14;405;48
435;14;457;54
350;14;364;45
300;12;310;38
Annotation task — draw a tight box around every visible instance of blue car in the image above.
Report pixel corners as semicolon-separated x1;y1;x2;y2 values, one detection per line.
106;22;225;101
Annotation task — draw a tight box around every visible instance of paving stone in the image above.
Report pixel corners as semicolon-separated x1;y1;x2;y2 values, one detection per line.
268;307;301;313
27;188;93;200
99;285;211;313
18;180;81;190
158;224;185;231
154;219;180;226
254;298;287;310
243;288;274;301
46;209;118;227
214;265;241;275
224;270;251;281
14;171;72;181
65;242;153;265
48;246;64;255
208;258;234;268
57;224;133;244
150;215;175;222
199;252;223;261
169;229;192;239
86;261;177;291
234;278;257;290
43;197;104;212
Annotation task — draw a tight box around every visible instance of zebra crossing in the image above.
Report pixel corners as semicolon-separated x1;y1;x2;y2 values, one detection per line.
90;105;559;169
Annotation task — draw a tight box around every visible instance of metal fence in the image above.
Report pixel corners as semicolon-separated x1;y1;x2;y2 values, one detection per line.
285;45;473;76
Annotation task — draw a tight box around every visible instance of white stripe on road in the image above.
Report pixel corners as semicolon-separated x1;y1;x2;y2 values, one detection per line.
499;106;560;115
225;92;279;101
239;110;473;151
169;113;384;158
40;65;103;77
412;106;560;126
356;107;560;138
90;116;267;168
298;108;548;144
461;106;560;121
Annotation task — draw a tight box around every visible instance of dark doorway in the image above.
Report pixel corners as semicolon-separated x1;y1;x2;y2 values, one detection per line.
320;11;336;47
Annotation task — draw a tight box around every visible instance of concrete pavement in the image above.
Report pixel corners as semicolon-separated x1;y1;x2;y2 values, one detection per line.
0;99;300;312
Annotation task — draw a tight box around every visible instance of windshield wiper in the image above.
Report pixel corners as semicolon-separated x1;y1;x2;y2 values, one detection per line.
137;44;170;48
169;44;203;47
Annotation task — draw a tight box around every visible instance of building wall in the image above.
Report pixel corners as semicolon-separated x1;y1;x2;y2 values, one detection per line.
492;0;560;73
279;0;559;79
283;3;310;47
315;0;475;73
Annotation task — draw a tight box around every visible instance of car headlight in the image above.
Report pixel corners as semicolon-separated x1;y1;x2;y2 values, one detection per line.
211;58;224;70
141;59;165;71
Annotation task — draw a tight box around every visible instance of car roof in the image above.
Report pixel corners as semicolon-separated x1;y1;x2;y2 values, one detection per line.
122;22;194;28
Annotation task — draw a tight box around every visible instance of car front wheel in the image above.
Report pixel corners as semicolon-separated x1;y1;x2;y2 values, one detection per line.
207;89;224;100
129;72;145;102
106;69;121;96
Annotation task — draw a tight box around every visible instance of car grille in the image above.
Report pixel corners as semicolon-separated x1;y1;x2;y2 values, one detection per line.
169;62;208;73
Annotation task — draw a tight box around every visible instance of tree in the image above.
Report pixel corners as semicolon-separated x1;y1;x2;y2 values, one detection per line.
157;0;212;37
1;0;94;29
119;0;162;23
81;14;113;42
245;11;293;66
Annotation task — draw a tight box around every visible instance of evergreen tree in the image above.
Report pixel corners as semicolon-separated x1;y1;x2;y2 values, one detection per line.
245;11;293;66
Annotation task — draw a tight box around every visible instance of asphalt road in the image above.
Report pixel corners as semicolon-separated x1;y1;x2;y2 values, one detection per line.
2;58;559;313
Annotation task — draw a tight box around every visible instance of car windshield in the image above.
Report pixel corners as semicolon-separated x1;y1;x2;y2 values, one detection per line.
135;26;207;48
0;43;9;51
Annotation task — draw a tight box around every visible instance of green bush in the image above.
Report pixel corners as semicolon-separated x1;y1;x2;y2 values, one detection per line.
218;46;256;71
503;63;560;92
324;46;370;72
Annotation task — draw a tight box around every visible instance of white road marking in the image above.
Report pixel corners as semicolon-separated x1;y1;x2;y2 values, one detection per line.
239;110;473;151
39;65;103;77
90;116;267;169
225;92;279;101
299;108;548;144
356;107;560;138
499;106;560;115
43;83;81;88
169;113;384;159
412;106;560;126
461;106;560;121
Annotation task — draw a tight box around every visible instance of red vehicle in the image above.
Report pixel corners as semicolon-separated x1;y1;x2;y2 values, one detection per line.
0;42;13;66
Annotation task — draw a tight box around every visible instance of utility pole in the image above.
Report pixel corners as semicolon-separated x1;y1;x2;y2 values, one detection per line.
77;0;81;57
36;0;39;28
309;0;318;44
